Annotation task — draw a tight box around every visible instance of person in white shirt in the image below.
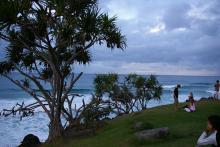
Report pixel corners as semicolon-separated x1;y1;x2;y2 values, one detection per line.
197;115;220;147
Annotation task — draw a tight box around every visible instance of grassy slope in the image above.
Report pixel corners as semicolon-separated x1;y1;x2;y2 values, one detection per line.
44;100;220;147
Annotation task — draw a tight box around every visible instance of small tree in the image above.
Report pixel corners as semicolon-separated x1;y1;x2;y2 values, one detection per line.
134;75;163;110
93;74;162;115
94;74;133;115
0;0;126;141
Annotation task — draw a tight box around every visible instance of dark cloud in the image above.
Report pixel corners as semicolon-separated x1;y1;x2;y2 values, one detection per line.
0;0;220;75
163;3;191;30
86;0;220;75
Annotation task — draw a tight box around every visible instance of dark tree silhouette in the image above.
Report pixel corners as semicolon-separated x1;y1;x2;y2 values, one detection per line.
0;0;126;141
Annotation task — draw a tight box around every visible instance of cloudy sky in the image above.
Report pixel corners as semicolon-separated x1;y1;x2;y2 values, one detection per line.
0;0;219;76
76;0;220;76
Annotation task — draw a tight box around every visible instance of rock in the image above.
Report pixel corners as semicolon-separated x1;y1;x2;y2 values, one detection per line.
135;127;169;140
133;122;144;131
18;134;41;147
64;128;94;139
133;122;154;131
199;97;217;102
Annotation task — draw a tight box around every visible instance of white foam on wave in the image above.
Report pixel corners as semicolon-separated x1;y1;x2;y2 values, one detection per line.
163;85;176;90
163;84;190;90
0;97;47;147
0;111;49;147
0;94;92;147
206;90;215;95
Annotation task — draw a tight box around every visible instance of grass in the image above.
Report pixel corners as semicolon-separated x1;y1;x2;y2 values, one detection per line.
43;100;220;147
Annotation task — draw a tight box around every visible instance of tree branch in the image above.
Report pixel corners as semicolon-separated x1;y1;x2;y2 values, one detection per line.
13;65;54;107
2;74;52;119
1;101;48;120
62;72;83;102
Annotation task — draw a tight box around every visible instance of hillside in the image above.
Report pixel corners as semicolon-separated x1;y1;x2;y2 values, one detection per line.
43;100;220;147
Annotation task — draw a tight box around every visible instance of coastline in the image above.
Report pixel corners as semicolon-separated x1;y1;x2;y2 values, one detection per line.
43;99;220;147
0;96;218;146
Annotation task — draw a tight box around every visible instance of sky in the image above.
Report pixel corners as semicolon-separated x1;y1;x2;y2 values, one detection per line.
77;0;220;76
0;0;220;76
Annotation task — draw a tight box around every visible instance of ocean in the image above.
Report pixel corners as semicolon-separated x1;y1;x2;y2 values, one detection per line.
0;74;219;146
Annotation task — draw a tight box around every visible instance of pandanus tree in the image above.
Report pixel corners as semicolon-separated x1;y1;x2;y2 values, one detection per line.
133;75;163;110
0;0;126;141
94;74;162;115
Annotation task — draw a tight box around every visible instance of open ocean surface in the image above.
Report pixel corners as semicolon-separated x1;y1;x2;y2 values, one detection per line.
0;73;219;146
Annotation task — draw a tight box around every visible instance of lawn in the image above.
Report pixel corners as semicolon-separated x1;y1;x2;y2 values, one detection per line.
43;100;220;147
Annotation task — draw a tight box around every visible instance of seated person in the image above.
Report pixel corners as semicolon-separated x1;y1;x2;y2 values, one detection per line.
18;134;41;147
197;115;220;147
183;92;196;112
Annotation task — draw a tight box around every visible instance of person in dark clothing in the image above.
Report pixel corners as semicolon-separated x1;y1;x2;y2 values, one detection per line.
173;84;181;110
214;80;220;100
18;134;41;147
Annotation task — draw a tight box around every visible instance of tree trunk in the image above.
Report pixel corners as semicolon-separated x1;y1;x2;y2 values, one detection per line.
47;116;64;142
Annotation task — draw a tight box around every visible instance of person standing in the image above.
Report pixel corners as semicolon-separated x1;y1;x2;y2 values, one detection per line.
173;84;181;110
214;80;220;100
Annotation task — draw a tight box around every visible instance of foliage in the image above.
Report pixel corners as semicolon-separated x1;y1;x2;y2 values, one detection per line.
93;74;163;115
135;75;163;110
0;0;126;141
80;96;112;126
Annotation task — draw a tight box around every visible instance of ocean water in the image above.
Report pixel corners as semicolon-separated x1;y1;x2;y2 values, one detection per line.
0;73;219;146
